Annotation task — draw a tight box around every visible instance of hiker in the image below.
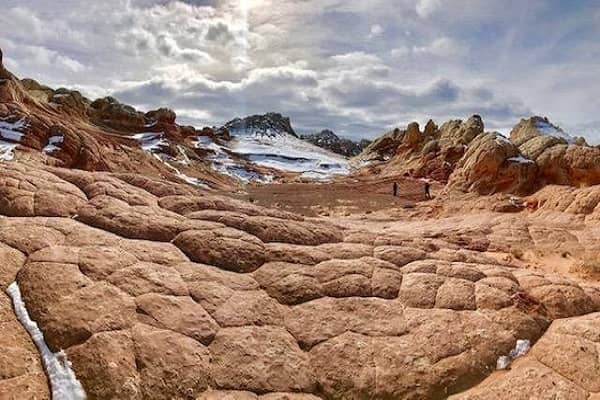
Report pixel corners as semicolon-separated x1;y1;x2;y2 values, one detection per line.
392;182;398;197
424;181;432;199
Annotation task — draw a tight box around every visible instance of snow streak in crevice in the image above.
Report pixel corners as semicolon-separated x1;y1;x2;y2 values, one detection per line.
6;282;86;400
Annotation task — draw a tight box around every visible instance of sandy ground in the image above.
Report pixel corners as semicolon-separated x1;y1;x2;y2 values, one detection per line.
229;175;440;217
228;175;600;286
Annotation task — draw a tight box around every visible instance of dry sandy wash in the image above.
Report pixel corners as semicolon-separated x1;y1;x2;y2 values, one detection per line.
1;160;600;400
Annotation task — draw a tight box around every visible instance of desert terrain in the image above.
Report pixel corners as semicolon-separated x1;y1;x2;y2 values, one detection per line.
1;47;600;400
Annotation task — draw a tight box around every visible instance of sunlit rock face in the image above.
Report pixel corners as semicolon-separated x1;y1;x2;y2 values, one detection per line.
510;116;600;186
359;114;600;195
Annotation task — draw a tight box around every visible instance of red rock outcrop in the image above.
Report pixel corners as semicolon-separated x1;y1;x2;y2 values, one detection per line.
447;132;538;195
359;114;600;196
452;312;600;400
363;115;485;183
0;55;234;191
510;116;600;186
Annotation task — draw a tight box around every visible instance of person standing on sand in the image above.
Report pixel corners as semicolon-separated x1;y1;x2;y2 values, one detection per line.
424;181;432;199
393;182;398;197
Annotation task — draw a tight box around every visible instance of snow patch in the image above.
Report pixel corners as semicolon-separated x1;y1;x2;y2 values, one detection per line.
152;154;211;190
132;132;168;152
0;118;28;161
0;118;27;143
535;120;575;144
495;134;512;146
0;142;17;161
300;170;336;181
43;135;64;154
507;156;534;164
193;136;273;183
6;282;86;400
496;339;531;370
177;173;211;189
133;133;212;189
230;133;350;177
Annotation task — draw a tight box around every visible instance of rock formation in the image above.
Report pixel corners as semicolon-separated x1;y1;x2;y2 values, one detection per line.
510;116;600;186
224;112;297;137
361;114;600;196
360;115;485;183
301;129;370;157
447;132;538;195
357;127;405;161
0;54;239;190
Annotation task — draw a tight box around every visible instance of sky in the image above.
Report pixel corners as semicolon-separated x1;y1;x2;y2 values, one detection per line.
1;0;599;142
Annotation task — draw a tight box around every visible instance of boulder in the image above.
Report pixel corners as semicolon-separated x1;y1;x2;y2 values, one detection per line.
439;115;484;146
88;96;145;132
448;132;538;195
356;128;404;161
402;122;422;148
145;108;176;125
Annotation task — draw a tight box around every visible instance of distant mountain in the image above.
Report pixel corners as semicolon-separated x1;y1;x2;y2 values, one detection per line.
301;129;371;157
224;112;297;137
216;114;350;180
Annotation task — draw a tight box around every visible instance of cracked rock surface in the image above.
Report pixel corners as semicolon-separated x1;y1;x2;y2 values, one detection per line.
1;162;600;399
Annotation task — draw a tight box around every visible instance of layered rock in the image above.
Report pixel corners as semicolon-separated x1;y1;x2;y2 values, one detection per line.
356;127;405;161
0;53;235;190
365;115;485;182
448;132;538;195
361;114;599;196
452;312;600;400
510;116;600;186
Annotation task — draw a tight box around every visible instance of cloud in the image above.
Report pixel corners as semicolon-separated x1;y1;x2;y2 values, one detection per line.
563;120;600;145
112;48;529;140
368;24;384;39
415;0;441;18
391;37;466;59
0;38;86;74
205;21;236;44
0;0;597;142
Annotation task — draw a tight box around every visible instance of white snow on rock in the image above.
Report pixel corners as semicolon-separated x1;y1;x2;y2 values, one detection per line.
509;339;531;358
535;120;575;144
132;132;211;189
151;154;211;190
6;282;86;400
0;142;17;161
176;173;211;189
134;124;349;184
194;135;273;183
496;339;531;370
132;131;169;152
0;118;27;142
43;135;64;154
494;134;512;147
507;155;534;164
496;355;511;370
0;118;28;160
